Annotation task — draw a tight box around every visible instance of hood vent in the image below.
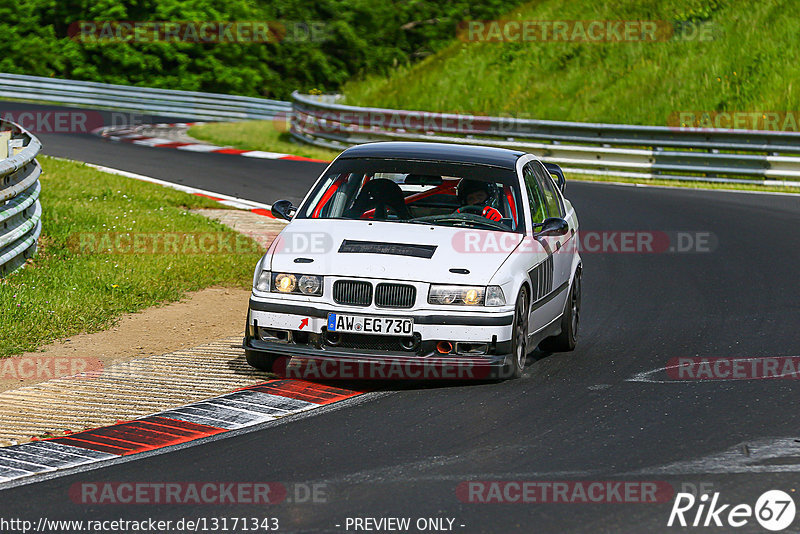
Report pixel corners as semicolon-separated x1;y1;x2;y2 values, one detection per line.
338;240;436;259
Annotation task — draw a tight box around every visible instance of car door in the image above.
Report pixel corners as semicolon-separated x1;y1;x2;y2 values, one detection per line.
522;163;562;335
532;161;573;319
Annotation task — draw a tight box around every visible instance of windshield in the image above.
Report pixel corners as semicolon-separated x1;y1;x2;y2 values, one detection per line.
296;158;524;232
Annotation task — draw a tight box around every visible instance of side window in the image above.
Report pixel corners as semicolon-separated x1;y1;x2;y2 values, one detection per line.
523;164;547;225
534;163;564;218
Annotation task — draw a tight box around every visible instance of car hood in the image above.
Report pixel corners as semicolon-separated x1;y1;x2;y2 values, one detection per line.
267;219;522;284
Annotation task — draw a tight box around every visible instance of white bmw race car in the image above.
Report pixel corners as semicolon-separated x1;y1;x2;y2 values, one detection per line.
244;142;581;379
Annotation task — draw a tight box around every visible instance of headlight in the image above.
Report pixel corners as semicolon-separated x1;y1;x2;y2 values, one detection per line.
428;285;485;306
255;270;271;292
298;275;322;295
274;273;297;293
271;273;323;296
463;288;482;305
428;285;506;306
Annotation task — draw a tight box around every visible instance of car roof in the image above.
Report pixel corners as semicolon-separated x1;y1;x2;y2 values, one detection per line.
338;142;525;170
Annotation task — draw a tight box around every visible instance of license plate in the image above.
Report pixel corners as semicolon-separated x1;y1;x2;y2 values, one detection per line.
327;313;413;336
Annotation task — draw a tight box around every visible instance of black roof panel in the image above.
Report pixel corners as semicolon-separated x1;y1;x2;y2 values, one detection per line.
338;142;524;169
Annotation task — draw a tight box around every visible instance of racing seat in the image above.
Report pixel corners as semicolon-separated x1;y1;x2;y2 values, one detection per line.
345;178;411;220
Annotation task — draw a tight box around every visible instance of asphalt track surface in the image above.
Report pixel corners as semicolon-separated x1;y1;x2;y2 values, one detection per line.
2;102;800;532
0;101;319;205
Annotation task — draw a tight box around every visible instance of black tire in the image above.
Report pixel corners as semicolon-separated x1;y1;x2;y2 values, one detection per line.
505;287;529;379
539;268;581;353
245;350;281;372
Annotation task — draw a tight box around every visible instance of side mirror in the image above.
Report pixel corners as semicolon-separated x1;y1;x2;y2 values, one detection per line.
271;199;297;221
543;162;566;192
534;217;569;238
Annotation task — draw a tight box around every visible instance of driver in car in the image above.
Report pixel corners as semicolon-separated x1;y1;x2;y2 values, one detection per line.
455;179;503;221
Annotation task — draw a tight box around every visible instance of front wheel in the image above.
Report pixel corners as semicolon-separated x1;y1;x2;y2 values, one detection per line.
539;268;581;353
505;287;529;379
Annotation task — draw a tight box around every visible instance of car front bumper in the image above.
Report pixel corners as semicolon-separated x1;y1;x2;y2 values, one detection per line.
245;297;515;379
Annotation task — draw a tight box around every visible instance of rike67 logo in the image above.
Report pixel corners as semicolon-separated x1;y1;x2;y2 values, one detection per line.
668;490;796;531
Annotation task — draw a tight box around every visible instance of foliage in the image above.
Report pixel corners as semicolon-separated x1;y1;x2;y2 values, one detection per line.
0;0;523;99
343;0;800;126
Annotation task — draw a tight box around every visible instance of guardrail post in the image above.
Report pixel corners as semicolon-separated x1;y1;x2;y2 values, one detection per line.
0;130;9;159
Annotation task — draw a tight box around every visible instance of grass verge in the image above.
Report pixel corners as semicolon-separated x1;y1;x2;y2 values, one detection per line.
189;120;339;161
0;156;263;358
342;0;800;125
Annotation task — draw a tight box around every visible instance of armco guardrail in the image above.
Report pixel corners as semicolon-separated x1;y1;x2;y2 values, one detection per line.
291;92;800;186
0;119;42;277
0;73;290;121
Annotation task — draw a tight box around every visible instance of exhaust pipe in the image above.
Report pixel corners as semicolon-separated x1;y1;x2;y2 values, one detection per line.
436;341;453;354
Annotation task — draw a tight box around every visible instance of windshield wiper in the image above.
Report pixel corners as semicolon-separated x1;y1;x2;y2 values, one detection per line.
409;216;506;230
